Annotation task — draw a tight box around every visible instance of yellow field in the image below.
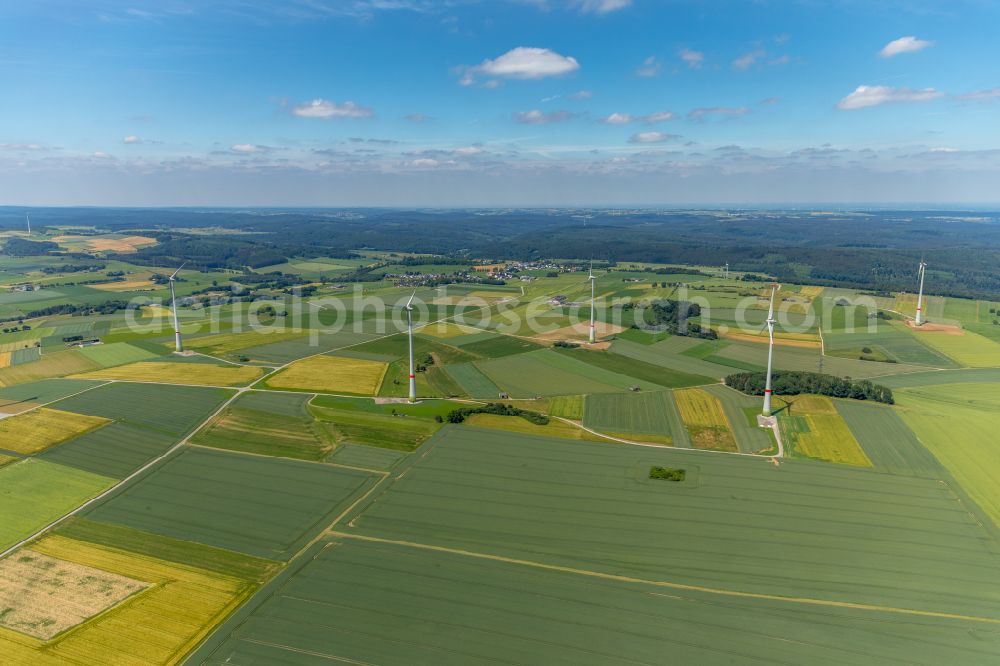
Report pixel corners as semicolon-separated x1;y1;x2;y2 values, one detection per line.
914;329;1000;368
536;321;627;342
464;413;605;441
0;341;40;354
0;408;110;454
0;352;10;368
415;322;484;339
0;535;255;665
89;279;156;292
87;236;157;252
799;286;824;298
674;388;737;452
720;330;822;349
185;329;307;354
72;361;263;387
266;354;388;395
785;396;872;467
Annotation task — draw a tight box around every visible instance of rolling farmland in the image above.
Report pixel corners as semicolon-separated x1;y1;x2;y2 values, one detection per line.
341;427;1000;620
778;395;872;466
673;388;737;452
192;536;1000;666
583;390;683;444
83;447;378;560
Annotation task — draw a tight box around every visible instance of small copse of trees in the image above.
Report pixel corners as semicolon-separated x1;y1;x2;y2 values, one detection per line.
649;466;686;482
447;402;549;425
725;371;894;404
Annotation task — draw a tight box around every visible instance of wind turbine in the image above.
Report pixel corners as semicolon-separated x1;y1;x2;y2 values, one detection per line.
915;260;927;326
405;291;417;403
168;262;187;353
762;283;781;416
588;260;597;344
25;213;31;237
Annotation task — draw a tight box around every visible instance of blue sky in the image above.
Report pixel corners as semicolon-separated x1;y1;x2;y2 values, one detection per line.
1;0;998;206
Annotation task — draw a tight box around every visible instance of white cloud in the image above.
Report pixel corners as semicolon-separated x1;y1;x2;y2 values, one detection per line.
0;143;47;151
960;87;1000;101
574;0;632;13
462;47;579;86
292;99;374;119
453;146;485;156
879;36;933;58
231;143;276;154
92;151;115;159
628;131;679;144
122;135;142;145
687;106;749;121
403;113;432;122
642;111;675;123
679;48;704;69
604;111;676;124
513;109;575;124
569;89;593;99
836;85;944;110
409;158;440;167
602;112;633;124
636;55;661;77
732;49;766;71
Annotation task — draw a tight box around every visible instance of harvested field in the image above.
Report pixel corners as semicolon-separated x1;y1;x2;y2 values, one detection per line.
0;549;148;639
0;408;109;455
535;320;626;341
72;361;263;386
462;413;599;440
674;388;737;452
88;279;155;291
83;446;376;560
0;534;257;665
414;322;484;339
265;354;387;395
341;426;1000;621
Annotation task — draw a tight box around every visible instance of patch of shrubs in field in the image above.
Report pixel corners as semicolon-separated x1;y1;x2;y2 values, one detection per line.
447;402;549;425
649;466;686;482
725;370;894;404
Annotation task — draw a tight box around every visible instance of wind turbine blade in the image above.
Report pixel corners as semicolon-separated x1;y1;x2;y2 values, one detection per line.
405;290;416;309
169;261;188;280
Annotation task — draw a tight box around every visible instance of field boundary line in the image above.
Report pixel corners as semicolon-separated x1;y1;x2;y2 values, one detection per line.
554;416;768;459
330;531;1000;626
0;386;245;560
0;379;112;421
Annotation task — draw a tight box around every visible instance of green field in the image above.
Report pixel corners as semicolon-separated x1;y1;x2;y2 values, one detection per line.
547;393;585;419
835;401;943;477
822;320;957;367
583;390;685;444
0;349;101;387
877;368;1000;388
192;391;336;460
608;338;730;380
457;335;542;358
78;341;161;367
442;362;502;398
341;427;1000;619
0;378;106;408
191;536;1000;666
40;422;176;478
327;443;408;471
476;349;663;397
53;382;234;437
913;329;1000;367
234;330;379;364
0;459;115;550
776;395;871;466
894;383;1000;527
703;385;775;454
83;446;377;560
556;346;713;388
310;399;444;451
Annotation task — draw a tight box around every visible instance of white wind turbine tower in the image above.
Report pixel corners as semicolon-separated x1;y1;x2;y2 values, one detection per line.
405;291;417;403
588;261;597;344
724;262;729;280
915;260;927;326
168;262;187;353
25;213;31;237
762;283;781;416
